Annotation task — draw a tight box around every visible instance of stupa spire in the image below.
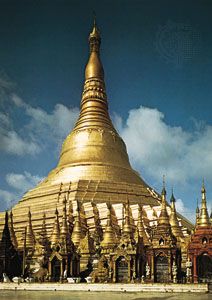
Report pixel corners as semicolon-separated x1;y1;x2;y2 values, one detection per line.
73;19;112;132
169;189;183;239
9;210;18;249
123;199;132;236
198;180;210;227
195;199;200;226
60;196;68;239
25;208;35;249
137;205;149;245
158;176;170;226
101;203;117;248
50;208;60;246
71;201;82;247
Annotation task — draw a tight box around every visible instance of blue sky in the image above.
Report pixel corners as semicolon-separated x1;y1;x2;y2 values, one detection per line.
0;0;212;221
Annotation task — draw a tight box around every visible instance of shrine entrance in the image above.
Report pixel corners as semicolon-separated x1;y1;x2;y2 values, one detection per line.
197;253;212;282
155;255;169;283
51;257;61;282
116;256;128;283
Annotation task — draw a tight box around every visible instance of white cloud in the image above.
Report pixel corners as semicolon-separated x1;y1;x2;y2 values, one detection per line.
0;189;16;210
0;93;79;157
11;94;79;151
175;198;194;221
25;103;79;144
6;171;43;194
0;172;43;211
116;106;212;185
0;112;10;128
11;94;25;107
0;130;41;155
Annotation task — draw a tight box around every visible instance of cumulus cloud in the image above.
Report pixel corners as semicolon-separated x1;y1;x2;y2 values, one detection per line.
115;106;212;185
175;198;194;221
0;189;17;211
11;94;79;151
0;130;41;155
0;171;44;210
0;92;79;157
6;171;43;194
0;112;10;128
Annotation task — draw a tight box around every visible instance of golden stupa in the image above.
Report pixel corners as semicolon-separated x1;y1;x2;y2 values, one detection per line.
0;22;193;251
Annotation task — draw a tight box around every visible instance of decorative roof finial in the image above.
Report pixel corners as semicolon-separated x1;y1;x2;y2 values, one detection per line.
196;198;199;213
201;178;205;193
101;202;117;248
158;176;170;226
161;175;166;196
93;10;96;27
50;207;60;246
199;180;210;227
170;187;176;203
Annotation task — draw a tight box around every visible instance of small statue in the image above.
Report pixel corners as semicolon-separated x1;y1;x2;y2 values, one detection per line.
146;262;150;277
172;261;177;283
3;273;11;283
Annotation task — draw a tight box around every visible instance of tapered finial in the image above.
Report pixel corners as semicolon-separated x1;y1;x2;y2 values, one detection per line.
170;187;176;203
201;178;206;193
161;175;166;196
199;181;210;227
93;10;96;27
196;199;199;213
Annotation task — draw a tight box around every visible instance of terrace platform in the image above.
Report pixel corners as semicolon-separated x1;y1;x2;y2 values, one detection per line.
0;283;209;293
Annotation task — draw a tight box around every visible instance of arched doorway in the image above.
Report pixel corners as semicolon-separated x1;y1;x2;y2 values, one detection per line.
116;256;128;283
197;253;212;282
155;254;169;283
51;257;61;282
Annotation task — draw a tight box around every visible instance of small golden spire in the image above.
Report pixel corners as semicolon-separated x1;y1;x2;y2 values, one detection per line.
61;196;68;238
71;200;82;247
158;177;170;226
101;203;117;248
25;208;35;249
137;205;150;245
9;210;18;249
169;190;183;239
161;175;166;197
68;200;74;235
198;180;210;227
92;201;103;239
122;199;132;236
195;199;199;226
50;208;60;246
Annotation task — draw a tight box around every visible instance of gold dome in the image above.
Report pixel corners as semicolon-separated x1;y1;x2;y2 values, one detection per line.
42;22;145;186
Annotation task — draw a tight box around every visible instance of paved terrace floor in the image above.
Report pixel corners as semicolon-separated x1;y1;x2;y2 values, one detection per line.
0;283;209;293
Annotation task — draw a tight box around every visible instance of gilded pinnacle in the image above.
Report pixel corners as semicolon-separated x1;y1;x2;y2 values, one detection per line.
198;182;210;227
101;204;117;248
169;191;183;239
158;179;170;226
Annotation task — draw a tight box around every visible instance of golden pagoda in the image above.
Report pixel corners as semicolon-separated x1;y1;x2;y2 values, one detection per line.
0;21;194;283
